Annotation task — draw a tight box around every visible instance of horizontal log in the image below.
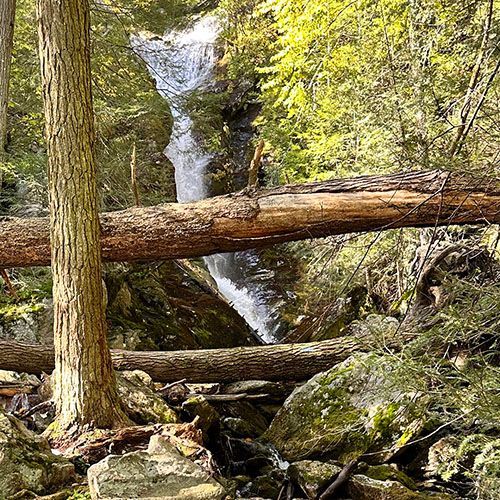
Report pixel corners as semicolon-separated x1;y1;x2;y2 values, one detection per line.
0;170;498;268
0;338;361;382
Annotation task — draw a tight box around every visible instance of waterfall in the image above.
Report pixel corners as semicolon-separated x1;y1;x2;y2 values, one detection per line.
132;17;278;343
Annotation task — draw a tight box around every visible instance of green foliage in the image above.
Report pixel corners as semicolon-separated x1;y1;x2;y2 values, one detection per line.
221;0;499;183
0;268;52;320
5;0;190;213
66;487;91;500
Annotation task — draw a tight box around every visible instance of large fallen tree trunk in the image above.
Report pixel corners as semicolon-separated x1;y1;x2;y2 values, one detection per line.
0;338;360;382
1;170;499;268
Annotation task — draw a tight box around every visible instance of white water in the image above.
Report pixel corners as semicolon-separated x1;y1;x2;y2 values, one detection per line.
132;17;277;342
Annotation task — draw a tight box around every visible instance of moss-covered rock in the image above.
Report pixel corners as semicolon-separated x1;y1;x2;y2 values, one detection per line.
2;261;258;352
106;262;258;350
117;370;178;425
288;460;341;499
364;464;417;490
264;353;428;462
0;298;53;344
0;409;75;498
348;475;453;500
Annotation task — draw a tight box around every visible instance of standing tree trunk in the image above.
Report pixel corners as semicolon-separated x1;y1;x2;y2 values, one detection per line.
37;0;129;435
0;0;16;187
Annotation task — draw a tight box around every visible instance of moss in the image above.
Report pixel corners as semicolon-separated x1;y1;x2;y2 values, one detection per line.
105;262;256;350
364;465;417;490
0;302;45;321
67;488;91;500
265;353;429;462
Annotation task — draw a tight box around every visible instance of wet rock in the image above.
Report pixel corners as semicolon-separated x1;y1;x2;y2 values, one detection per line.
106;262;258;351
265;353;428;462
88;434;225;500
223;380;295;401
239;468;286;500
223;436;284;477
223;416;261;438
0;409;75;497
348;475;452;500
117;370;178;425
288;460;341;499
223;401;269;436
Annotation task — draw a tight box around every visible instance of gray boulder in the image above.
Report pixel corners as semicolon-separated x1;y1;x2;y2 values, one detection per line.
265;353;428;461
88;434;225;500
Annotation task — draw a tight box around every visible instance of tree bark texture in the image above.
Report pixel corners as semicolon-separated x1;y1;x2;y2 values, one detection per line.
37;0;127;430
0;170;498;268
0;338;361;383
0;0;15;155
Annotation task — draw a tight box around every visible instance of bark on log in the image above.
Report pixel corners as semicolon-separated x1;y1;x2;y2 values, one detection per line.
0;338;361;382
0;170;498;268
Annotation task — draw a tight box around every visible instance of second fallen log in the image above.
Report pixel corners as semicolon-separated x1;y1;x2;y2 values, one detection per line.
0;337;361;383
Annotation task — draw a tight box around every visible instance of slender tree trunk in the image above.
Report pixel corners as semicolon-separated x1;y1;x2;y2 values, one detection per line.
0;338;361;383
37;0;128;434
0;170;498;268
0;0;16;187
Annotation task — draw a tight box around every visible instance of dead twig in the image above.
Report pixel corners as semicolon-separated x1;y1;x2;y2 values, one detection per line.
1;269;18;299
247;139;265;188
158;378;187;393
130;142;141;207
319;459;359;499
187;392;270;402
13;400;53;419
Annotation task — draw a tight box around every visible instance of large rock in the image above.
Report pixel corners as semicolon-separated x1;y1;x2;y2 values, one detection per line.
0;409;74;497
106;262;258;350
265;353;428;461
88;434;225;500
0;261;258;352
117;370;178;425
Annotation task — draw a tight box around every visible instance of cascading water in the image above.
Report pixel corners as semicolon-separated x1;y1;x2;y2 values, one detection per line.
132;17;278;342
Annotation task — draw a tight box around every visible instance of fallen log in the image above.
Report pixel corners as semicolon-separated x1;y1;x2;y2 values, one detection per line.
1;170;498;268
0;337;361;382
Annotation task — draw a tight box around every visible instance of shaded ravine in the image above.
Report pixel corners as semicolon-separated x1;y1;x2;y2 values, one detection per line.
131;16;279;342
